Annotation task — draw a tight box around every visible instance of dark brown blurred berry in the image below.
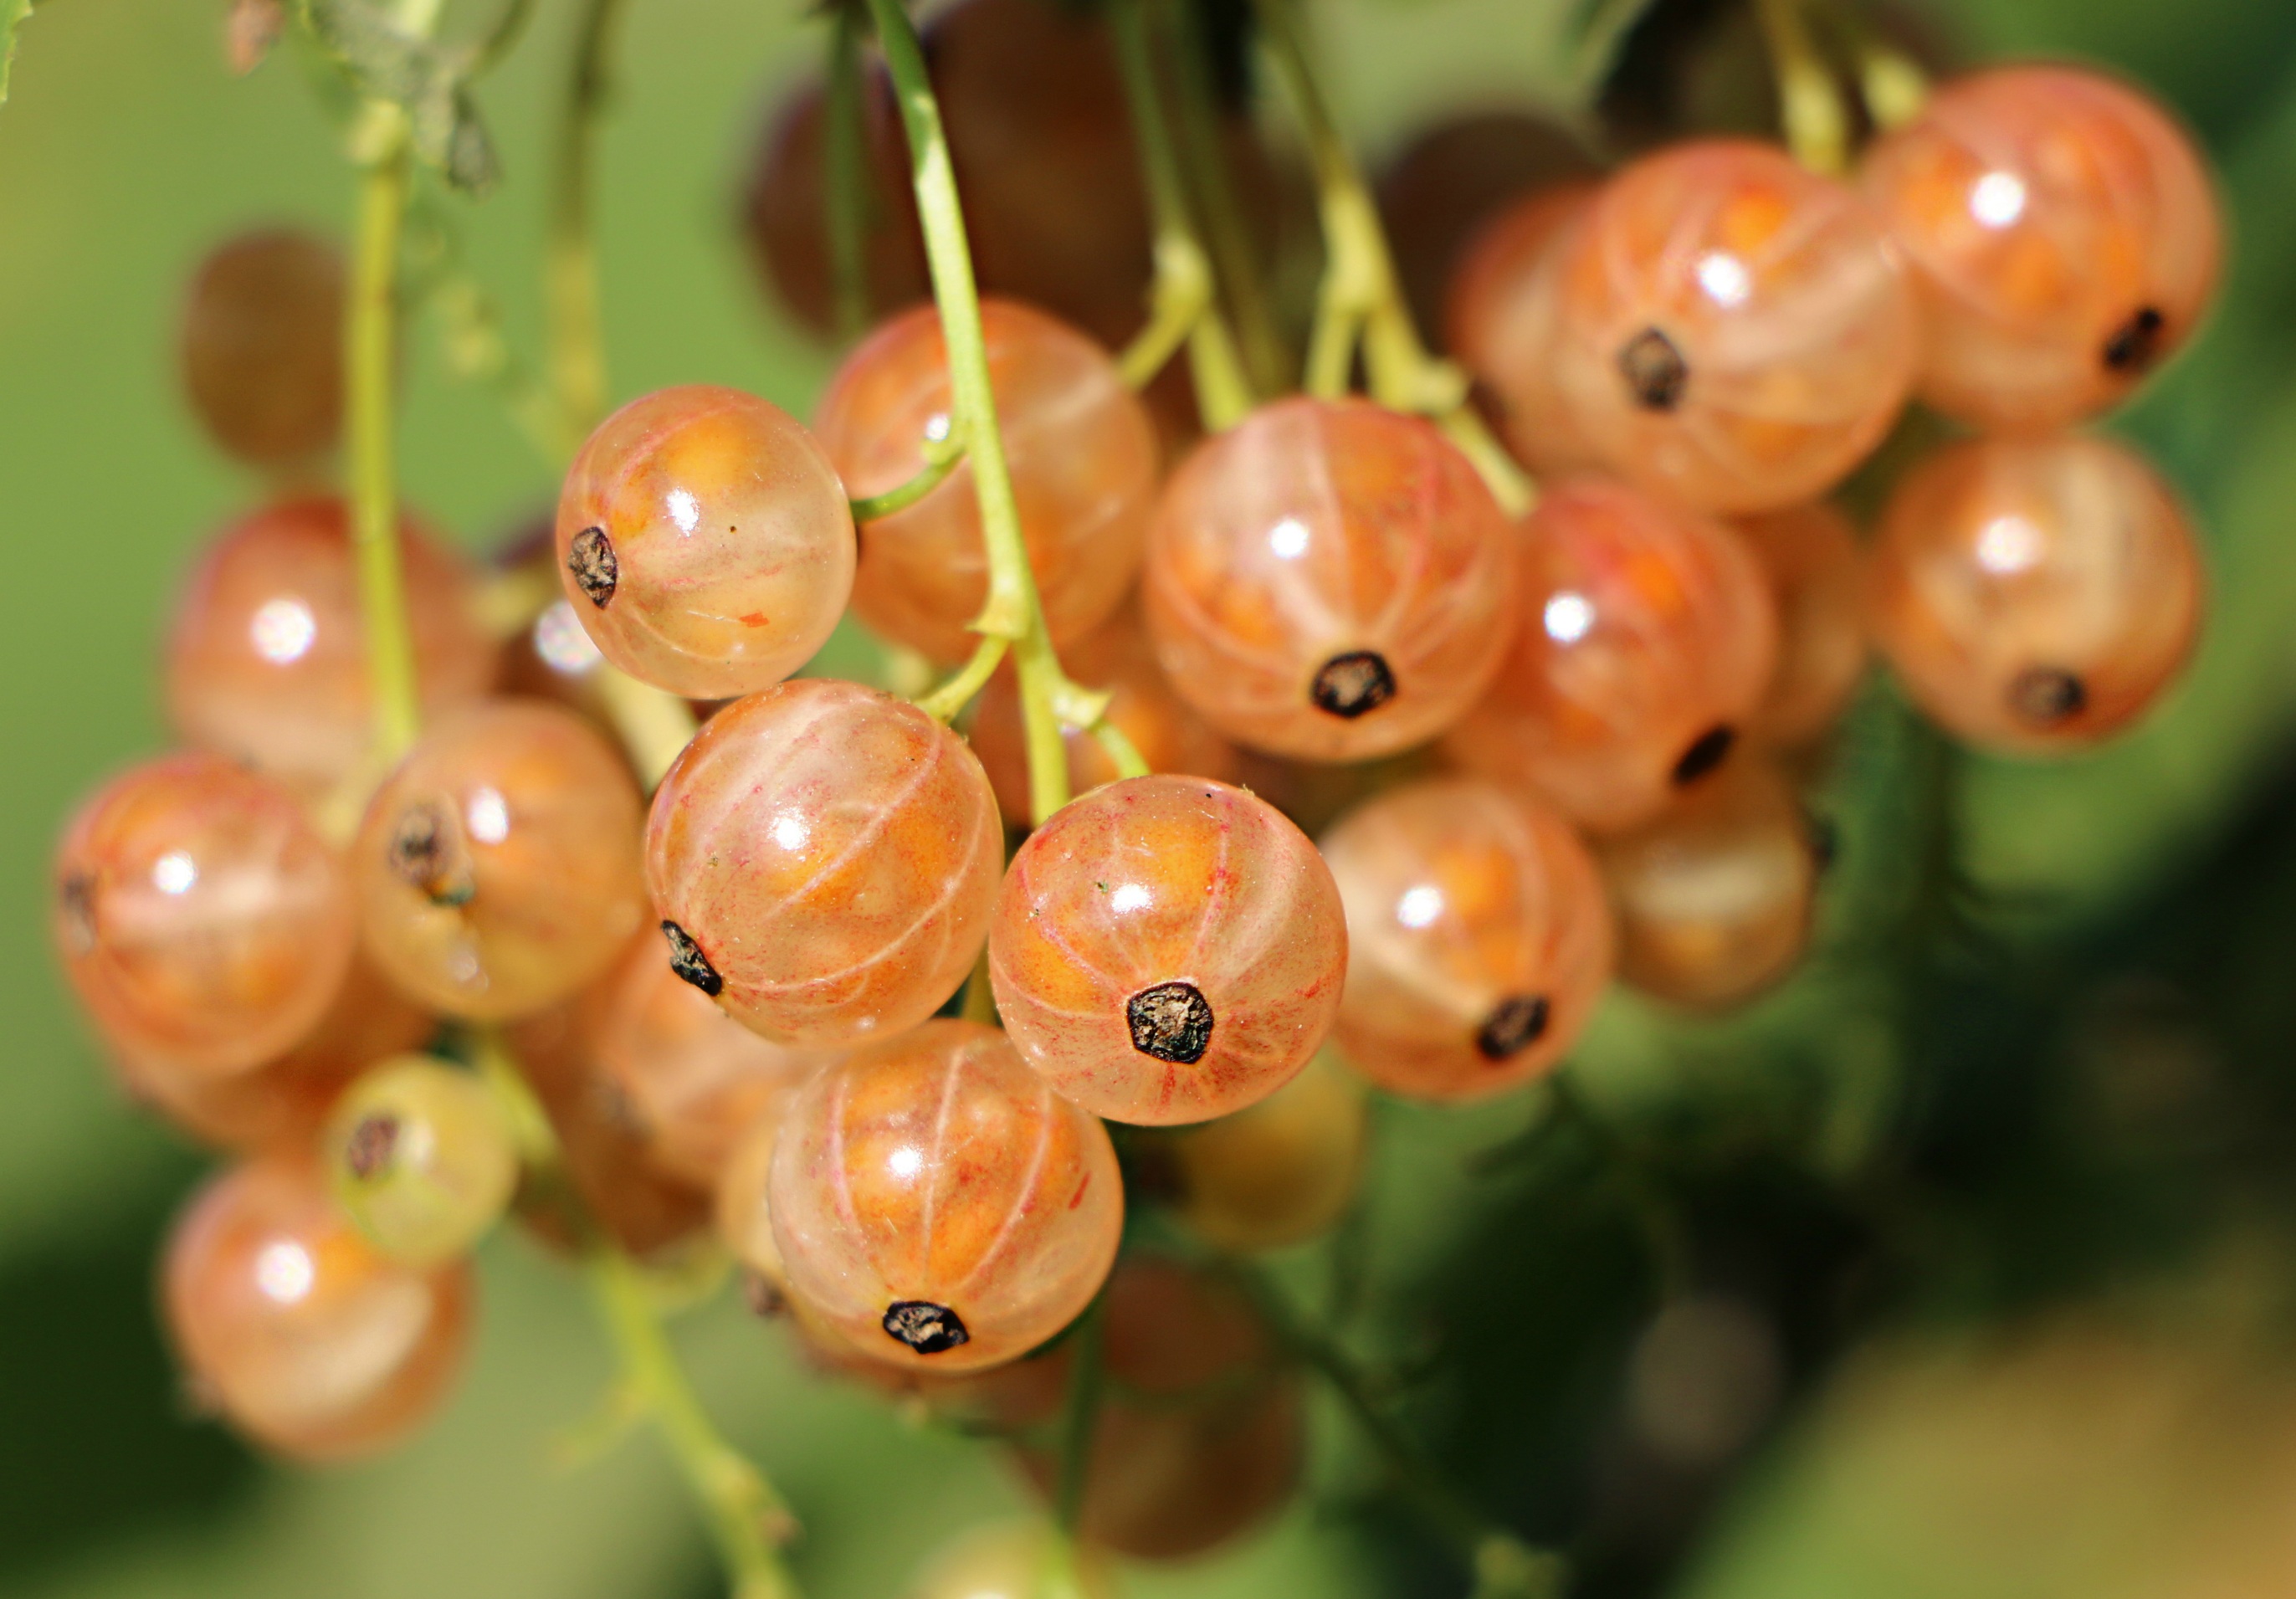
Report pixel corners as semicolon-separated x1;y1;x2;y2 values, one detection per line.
180;229;346;468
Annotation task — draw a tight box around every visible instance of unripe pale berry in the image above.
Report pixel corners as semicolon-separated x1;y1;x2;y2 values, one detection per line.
324;1054;520;1268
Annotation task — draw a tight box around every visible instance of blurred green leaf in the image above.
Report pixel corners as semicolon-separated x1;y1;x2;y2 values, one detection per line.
0;0;40;105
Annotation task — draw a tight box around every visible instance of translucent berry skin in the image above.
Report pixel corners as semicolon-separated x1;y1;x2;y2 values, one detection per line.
768;1020;1123;1373
553;386;856;699
1320;778;1613;1100
990;776;1348;1125
815;300;1156;663
179;230;345;467
325;1054;519;1268
1737;501;1869;748
166;497;497;798
969;604;1239;828
1599;761;1818;1009
1164;1050;1367;1252
162;1155;474;1462
354;700;647;1021
1446;479;1779;832
1142;397;1519;761
1859;65;2222;433
1865;433;2203;752
715;1109;792;1294
1445;180;1597;426
645;679;1002;1046
1504;141;1918;514
54;753;356;1078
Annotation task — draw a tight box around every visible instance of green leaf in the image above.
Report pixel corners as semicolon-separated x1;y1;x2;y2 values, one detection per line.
1;0;40;106
296;0;500;193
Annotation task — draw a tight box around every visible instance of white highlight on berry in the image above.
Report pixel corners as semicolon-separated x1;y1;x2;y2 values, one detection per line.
254;1239;315;1304
770;812;810;852
1694;250;1752;308
1109;882;1151;914
533;599;604;676
1976;514;2045;575
1544;592;1596;645
1397;884;1445;928
466;787;510;845
249;596;317;665
667;487;701;534
1971;171;2028;230
888;1145;924;1179
1268;516;1310;560
152;851;198;896
923;412;953;444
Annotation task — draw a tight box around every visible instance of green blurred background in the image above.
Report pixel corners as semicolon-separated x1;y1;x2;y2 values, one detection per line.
8;0;2296;1594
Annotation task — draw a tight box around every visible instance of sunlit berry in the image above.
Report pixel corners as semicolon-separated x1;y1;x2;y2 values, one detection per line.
646;679;1003;1046
162;1155;474;1461
1142;397;1519;761
55;753;356;1078
1162;1050;1367;1252
990;776;1347;1125
1502;140;1918;513
1737;501;1869;747
179;229;344;467
354;700;647;1021
815;299;1158;664
769;1019;1122;1371
905;1521;1117;1599
1320;778;1612;1100
165;496;497;798
968;602;1240;827
554;385;856;699
324;1054;518;1268
1860;65;2222;432
1598;760;1820;1008
1865;433;2204;751
1445;181;1597;468
715;1108;793;1298
1446;479;1778;831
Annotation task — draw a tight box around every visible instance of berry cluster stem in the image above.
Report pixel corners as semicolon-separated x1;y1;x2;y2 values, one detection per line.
1755;0;1850;174
545;0;628;448
823;1;874;345
346;139;423;761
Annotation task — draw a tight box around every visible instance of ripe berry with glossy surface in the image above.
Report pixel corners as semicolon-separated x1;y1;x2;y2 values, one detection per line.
646;678;1002;1046
180;229;345;467
325;1054;520;1268
1142;397;1519;761
1737;501;1869;747
55;753;356;1077
815;299;1157;663
1446;479;1778;831
1865;433;2203;751
354;700;647;1021
1163;1050;1368;1252
1445;180;1596;459
1860;65;2222;433
1321;778;1613;1100
163;1155;474;1461
990;776;1347;1125
769;1020;1122;1372
555;385;856;699
166;497;496;798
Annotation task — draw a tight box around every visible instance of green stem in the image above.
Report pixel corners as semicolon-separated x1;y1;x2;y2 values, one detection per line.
547;0;628;446
1053;1298;1106;1532
848;433;965;520
346;143;423;761
915;636;1008;724
1807;0;1928;130
1755;0;1850;174
823;3;872;344
1090;720;1151;782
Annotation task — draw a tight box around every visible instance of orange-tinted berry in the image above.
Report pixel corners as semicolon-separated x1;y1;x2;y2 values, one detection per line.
1446;181;1597;441
1860;65;2222;433
166;496;496;799
1320;778;1613;1100
1496;140;1917;513
1163;1050;1368;1251
55;753;356;1078
1142;397;1519;761
1737;501;1869;747
715;1108;793;1295
991;776;1347;1125
769;1020;1123;1372
1865;433;2204;751
162;1155;473;1461
354;700;647;1021
1447;479;1778;831
554;385;856;699
1599;760;1819;1009
179;229;345;467
646;679;1003;1045
816;299;1158;664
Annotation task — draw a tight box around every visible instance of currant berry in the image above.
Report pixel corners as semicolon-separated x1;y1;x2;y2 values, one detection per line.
1865;433;2204;751
768;1020;1123;1371
990;776;1347;1125
906;1521;1116;1599
1736;501;1869;748
1497;140;1918;513
163;1155;474;1461
354;700;647;1021
1320;777;1612;1100
1860;65;2222;432
714;1108;792;1299
55;753;356;1078
324;1054;518;1267
1163;1050;1367;1252
968;602;1240;827
1141;397;1519;761
179;229;345;467
1445;179;1597;422
645;679;1003;1046
1598;760;1820;1009
1446;478;1778;831
554;385;856;699
166;496;497;798
814;298;1158;663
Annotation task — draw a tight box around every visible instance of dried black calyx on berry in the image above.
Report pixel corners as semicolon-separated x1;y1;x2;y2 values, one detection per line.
57;872;97;956
1311;650;1397;720
1476;994;1551;1060
567;525;618;607
345;1112;401;1181
2103;306;2166;373
1619;327;1689;411
387;799;475;905
2009;666;2086;726
660;920;724;997
1672;724;1736;786
1128;981;1215;1064
883;1299;969;1355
